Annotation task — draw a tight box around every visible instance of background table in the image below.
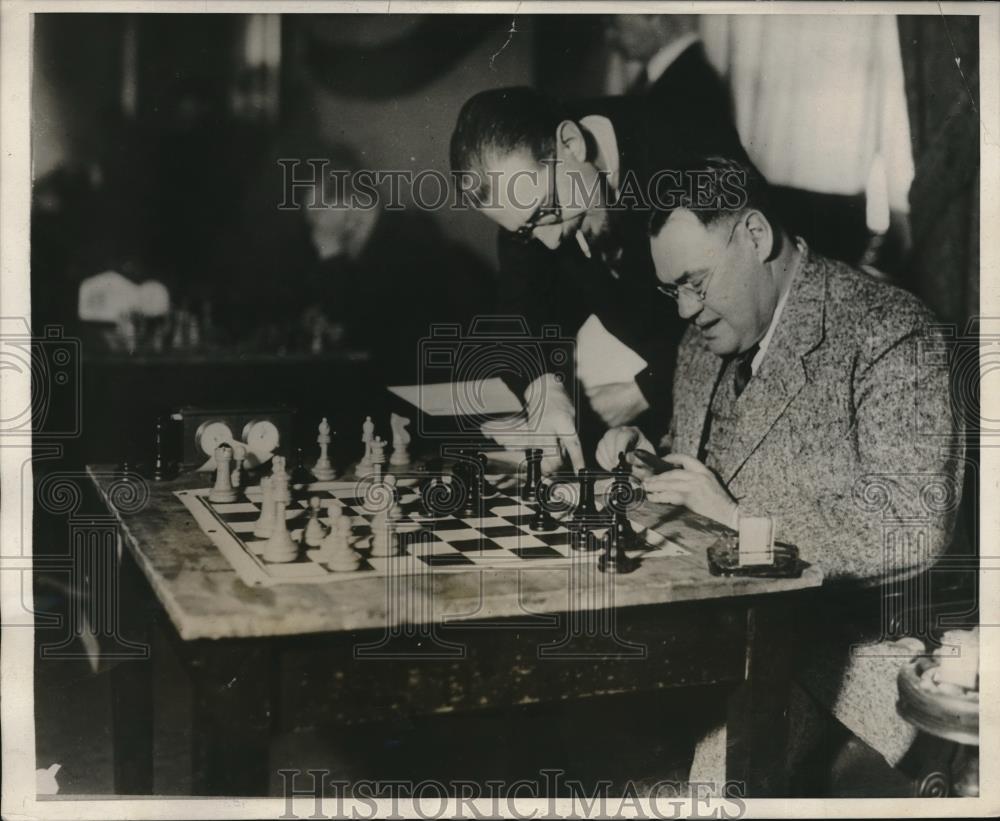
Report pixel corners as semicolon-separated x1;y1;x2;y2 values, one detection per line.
89;462;823;797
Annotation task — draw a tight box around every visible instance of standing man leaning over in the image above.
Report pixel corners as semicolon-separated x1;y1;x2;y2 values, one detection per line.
597;156;965;783
449;87;746;470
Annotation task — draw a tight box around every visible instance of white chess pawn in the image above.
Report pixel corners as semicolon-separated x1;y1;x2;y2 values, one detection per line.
318;513;363;572
270;454;289;502
369;512;397;558
313;417;337;481
311;508;337;558
390;413;412;466
253;475;275;538
302;496;329;547
209;444;238;503
335;514;354;549
320;507;353;548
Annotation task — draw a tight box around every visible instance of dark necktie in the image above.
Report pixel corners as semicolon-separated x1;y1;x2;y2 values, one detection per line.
733;344;760;398
626;72;648;96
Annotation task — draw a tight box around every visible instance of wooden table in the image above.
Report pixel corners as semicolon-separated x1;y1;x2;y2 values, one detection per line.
88;463;823;797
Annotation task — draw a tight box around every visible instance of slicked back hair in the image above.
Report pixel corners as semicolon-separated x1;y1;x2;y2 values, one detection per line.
450;87;571;203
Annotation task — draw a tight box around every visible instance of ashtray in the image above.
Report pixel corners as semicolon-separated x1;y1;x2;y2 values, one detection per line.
706;534;806;578
897;656;979;745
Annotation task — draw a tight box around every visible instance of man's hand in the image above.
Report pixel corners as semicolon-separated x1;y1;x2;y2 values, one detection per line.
595;426;655;477
481;415;584;474
585;381;650;427
642;453;739;527
481;374;585;473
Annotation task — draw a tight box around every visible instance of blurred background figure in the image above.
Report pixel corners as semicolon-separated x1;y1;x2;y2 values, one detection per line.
606;13;736;148
214;139;495;379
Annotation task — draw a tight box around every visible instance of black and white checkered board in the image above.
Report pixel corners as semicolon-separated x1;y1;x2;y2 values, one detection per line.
175;475;687;587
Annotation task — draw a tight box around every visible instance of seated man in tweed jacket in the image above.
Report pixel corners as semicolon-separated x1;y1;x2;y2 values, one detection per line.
596;157;965;787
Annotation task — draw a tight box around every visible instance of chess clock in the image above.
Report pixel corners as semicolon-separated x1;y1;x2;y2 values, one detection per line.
173;406;293;470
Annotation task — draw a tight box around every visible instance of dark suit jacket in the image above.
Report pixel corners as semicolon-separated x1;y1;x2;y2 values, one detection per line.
496;94;747;441
643;42;737;153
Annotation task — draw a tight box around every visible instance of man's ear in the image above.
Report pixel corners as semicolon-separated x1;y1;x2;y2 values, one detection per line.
555;120;588;163
744;210;775;263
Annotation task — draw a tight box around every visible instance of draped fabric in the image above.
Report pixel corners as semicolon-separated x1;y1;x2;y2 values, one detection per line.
701;14;914;228
898;15;979;586
897;15;979;327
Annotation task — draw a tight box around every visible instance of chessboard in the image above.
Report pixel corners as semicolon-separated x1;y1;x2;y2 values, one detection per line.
176;474;688;587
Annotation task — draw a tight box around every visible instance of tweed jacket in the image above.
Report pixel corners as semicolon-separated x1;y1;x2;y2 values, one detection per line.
671;249;964;585
671;248;966;764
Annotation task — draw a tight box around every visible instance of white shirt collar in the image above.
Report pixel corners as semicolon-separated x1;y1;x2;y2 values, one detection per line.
645;33;701;85
578;114;620;191
751;238;807;374
571;115;621;261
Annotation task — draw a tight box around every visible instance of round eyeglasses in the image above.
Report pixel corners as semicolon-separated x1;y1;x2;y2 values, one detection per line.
656;218;740;304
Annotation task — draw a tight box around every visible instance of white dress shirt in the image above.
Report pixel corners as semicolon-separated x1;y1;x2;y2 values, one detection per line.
645;33;701;85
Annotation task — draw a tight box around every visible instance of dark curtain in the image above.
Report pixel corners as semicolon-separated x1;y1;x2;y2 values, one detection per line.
898;15;979;598
898;15;979;327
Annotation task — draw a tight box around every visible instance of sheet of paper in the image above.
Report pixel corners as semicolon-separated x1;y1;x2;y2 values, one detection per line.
388;378;523;417
575;314;648;389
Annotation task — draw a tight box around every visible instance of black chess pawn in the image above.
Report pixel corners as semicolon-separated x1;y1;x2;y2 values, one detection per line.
454;451;481;517
568;469;609;531
476;452;497;498
290;447;314;488
570;526;601;552
614;450;631;478
413;466;441;518
598;517;639;574
522;448;542;502
606;452;636;547
422;476;455;519
529;478;559;532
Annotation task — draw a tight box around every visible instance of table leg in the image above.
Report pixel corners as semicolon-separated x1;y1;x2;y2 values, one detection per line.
189;641;275;796
111;538;154;794
725;600;797;797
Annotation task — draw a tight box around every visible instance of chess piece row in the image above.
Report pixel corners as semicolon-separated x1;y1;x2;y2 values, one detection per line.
359;413;411;474
251;457;365;570
210;412;414;498
520;448;639;574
